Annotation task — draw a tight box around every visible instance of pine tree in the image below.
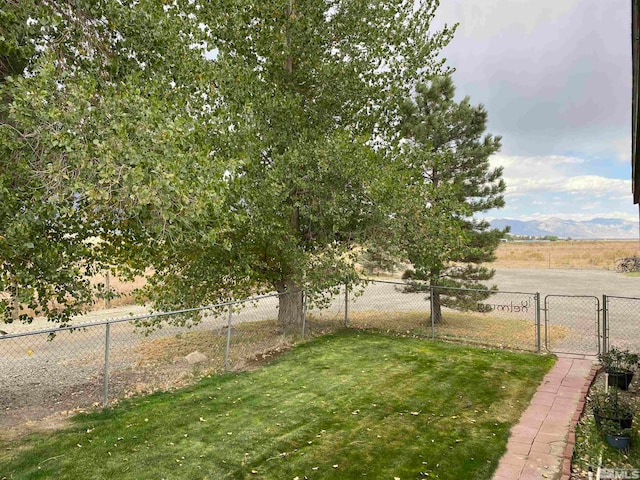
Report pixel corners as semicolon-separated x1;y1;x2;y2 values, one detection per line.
395;76;507;323
359;245;400;276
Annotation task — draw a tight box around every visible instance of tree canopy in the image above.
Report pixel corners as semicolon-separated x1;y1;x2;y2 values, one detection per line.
1;0;227;323
1;0;458;327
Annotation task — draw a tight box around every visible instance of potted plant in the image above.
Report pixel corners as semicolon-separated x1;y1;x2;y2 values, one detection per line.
601;420;632;450
598;347;639;390
590;388;634;430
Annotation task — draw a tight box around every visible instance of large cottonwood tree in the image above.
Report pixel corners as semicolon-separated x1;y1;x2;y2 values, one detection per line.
1;0;455;329
1;1;226;324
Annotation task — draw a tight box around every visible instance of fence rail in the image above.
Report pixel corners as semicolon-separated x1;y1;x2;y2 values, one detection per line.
1;280;639;432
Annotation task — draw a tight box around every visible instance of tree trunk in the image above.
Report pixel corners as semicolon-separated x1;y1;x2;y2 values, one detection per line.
431;288;443;325
275;281;304;331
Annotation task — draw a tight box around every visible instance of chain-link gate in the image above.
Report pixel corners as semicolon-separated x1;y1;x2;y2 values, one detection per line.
602;295;640;354
544;295;600;355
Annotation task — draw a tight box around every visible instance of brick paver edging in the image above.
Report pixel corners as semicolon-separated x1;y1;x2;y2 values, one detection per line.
560;365;603;480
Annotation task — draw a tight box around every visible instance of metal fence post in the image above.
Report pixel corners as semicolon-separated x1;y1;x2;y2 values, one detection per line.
302;291;307;339
430;285;435;340
225;304;233;371
344;284;349;327
103;322;111;406
535;293;541;353
543;296;548;353
602;294;608;354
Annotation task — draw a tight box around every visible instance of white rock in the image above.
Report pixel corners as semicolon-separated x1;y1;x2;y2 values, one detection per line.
185;351;208;364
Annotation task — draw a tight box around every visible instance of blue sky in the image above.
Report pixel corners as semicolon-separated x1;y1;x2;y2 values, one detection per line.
433;0;635;222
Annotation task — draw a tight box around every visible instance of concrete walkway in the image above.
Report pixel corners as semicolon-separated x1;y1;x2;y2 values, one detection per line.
492;354;599;480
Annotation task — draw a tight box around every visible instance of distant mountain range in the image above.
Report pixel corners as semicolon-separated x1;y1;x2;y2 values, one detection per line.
489;218;639;239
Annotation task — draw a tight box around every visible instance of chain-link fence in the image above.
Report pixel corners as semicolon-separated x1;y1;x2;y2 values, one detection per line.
339;281;543;352
603;295;640;353
343;280;432;335
0;292;311;431
430;286;542;352
304;285;348;334
5;281;639;433
543;295;600;355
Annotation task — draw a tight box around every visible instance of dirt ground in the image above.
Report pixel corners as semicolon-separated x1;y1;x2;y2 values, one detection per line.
492;240;640;270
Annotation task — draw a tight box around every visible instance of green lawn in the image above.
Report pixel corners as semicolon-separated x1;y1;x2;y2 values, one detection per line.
1;331;554;479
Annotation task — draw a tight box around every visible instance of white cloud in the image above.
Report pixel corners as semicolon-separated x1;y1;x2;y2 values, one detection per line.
564;176;629;196
492;154;630;198
485;153;637;222
519;211;639;222
612;135;632;163
504;175;629;197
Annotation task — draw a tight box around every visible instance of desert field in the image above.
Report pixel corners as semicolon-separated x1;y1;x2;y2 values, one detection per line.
491;240;640;270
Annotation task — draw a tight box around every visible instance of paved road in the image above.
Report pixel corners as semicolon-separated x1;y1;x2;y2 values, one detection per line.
3;268;637;336
490;268;640;298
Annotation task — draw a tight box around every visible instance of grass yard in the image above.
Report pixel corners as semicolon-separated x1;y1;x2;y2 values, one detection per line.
344;310;569;352
1;331;554;480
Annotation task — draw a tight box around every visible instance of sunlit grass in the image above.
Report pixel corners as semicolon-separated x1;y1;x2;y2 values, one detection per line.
344;310;569;352
1;331;554;480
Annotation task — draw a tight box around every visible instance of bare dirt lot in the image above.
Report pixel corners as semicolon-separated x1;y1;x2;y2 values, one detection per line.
492;240;640;270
